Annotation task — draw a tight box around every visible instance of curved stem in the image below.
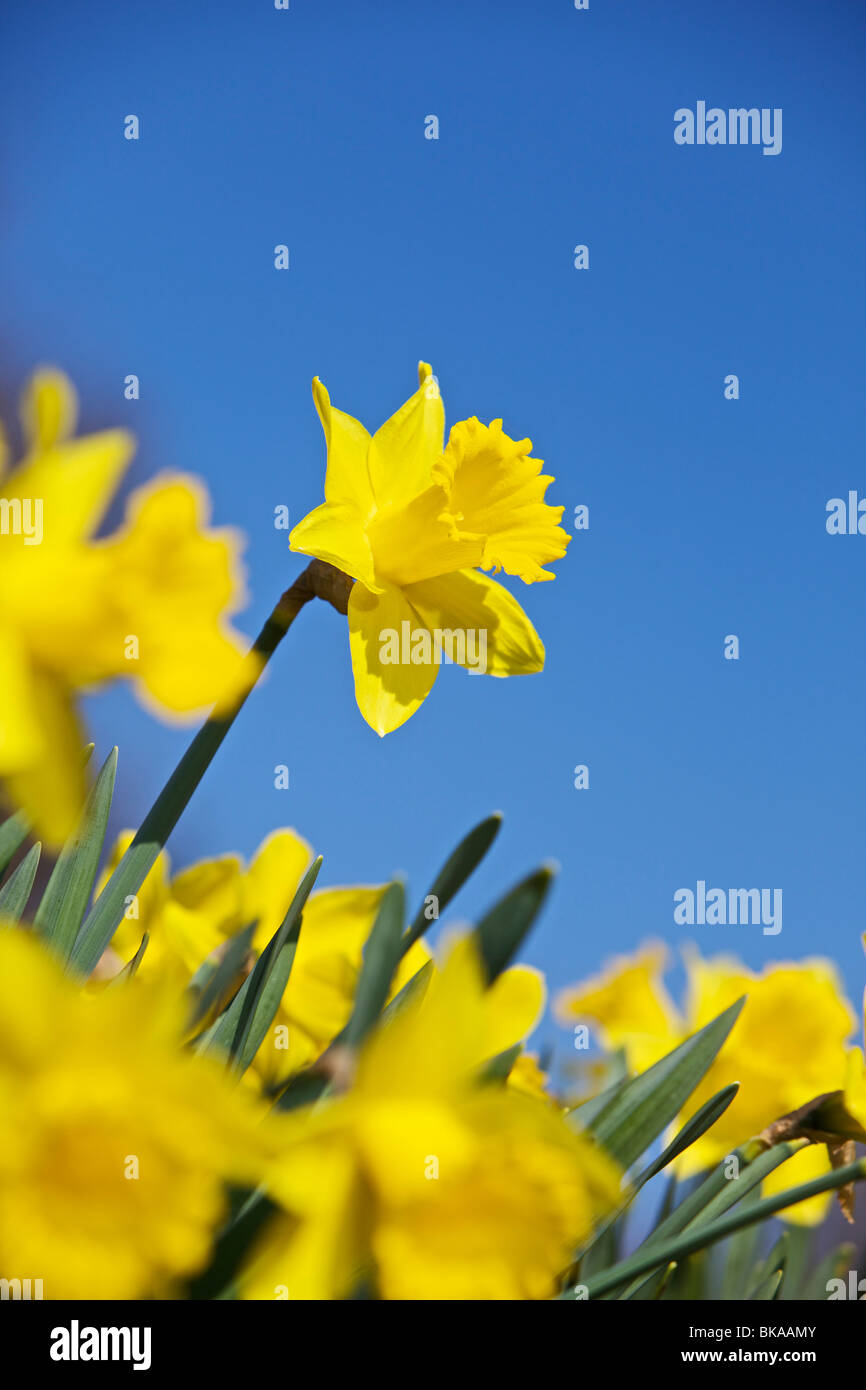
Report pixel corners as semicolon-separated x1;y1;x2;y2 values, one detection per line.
70;560;351;975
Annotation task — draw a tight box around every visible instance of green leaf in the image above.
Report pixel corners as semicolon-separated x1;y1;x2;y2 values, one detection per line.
380;958;434;1024
635;1083;740;1187
478;1043;522;1084
578;1086;739;1279
0;842;41;921
567;1153;866;1300
474;865;554;982
187;924;256;1031
185;1190;281;1300
801;1242;856;1301
227;856;320;1070
619;1139;802;1299
586;998;745;1170
0;812;30;878
402;813;502;953
34;747;118;962
197;856;321;1072
342;881;405;1049
719;1187;763;1299
747;1232;788;1300
108;932;150;986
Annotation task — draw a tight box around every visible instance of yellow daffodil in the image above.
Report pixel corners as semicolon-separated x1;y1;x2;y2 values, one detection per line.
289;364;569;734
0;368;254;846
839;938;866;1135
241;935;620;1300
100;827;432;1080
0;927;275;1298
556;943;856;1222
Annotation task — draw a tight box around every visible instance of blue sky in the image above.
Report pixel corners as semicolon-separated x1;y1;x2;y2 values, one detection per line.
2;0;864;1054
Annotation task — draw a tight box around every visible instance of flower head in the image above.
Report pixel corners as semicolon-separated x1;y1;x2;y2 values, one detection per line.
0;928;274;1298
242;935;619;1300
100;827;432;1081
0;369;255;845
289;364;569;734
556;943;856;1222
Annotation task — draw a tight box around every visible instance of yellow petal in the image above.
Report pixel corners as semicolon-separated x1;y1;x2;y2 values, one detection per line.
289;500;380;591
435;417;570;582
403;568;545;676
19;367;78;451
4;429;135;545
554;943;681;1074
368;362;444;507
2;667;86;849
97;475;254;715
483;965;546;1060
761;1144;834;1227
313;377;375;517
245;829;313;948
347;582;438;734
0;626;43;772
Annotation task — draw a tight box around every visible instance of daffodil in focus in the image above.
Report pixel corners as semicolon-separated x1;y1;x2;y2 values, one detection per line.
556;943;856;1222
100;827;432;1080
289;364;569;734
0;369;254;846
241;935;620;1300
0;928;275;1298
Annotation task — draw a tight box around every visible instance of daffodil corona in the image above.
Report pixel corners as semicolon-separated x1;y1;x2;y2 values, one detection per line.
289;364;569;733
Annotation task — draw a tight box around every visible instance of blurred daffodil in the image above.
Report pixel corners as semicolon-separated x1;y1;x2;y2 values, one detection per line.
241;935;619;1300
556;943;856;1223
0;928;275;1298
100;827;432;1081
289;364;569;734
0;369;254;846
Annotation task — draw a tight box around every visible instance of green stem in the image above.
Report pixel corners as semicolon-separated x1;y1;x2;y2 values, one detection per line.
70;561;346;976
564;1154;866;1300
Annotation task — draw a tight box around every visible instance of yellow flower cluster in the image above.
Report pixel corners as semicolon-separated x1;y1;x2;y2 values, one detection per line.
556;943;858;1223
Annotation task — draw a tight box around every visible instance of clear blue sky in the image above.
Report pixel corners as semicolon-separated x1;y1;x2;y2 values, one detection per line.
2;0;864;1051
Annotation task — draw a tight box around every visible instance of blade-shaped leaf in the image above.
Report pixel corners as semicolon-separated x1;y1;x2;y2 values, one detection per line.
187;924;256;1031
567;1153;866;1300
342;880;405;1050
34;747;118;962
402;813;502;953
197;856;321;1072
108;932;150;987
474;865;554;982
0;812;30;877
635;1084;740;1187
0;842;41;921
585;997;744;1170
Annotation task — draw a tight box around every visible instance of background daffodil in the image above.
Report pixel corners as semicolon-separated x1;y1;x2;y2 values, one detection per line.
100;827;433;1080
242;935;619;1300
0;369;255;847
0;928;275;1299
289;363;569;734
556;942;857;1223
